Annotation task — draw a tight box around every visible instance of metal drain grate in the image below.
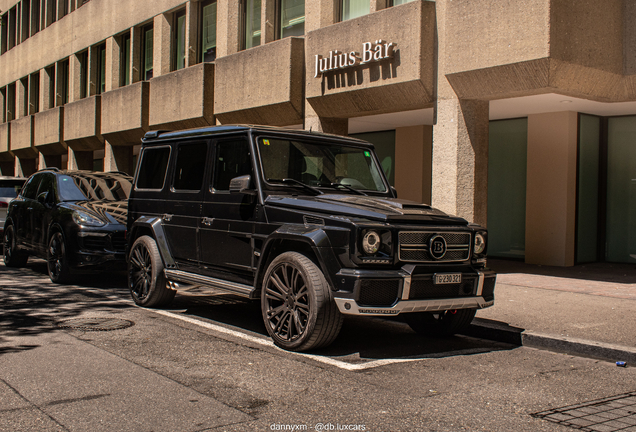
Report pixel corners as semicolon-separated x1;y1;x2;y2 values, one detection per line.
532;391;636;431
57;318;134;332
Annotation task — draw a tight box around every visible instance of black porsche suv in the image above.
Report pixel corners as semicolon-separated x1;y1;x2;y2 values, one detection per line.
127;125;496;351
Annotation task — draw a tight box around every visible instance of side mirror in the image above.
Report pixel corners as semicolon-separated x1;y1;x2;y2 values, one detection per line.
229;175;256;195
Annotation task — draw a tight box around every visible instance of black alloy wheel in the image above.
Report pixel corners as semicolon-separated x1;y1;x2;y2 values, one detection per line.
128;236;175;307
3;224;28;267
47;231;71;283
261;252;343;352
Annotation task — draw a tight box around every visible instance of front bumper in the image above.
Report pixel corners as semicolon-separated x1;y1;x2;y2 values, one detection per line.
333;265;496;316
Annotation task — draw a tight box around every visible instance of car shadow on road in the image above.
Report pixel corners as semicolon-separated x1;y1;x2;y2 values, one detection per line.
170;292;517;363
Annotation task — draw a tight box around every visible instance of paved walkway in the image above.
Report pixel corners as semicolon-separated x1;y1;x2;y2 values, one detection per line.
470;259;636;364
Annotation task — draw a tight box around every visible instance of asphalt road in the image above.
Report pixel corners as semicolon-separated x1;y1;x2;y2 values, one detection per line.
2;259;635;432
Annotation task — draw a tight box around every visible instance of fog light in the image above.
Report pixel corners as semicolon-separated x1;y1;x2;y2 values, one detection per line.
344;302;351;310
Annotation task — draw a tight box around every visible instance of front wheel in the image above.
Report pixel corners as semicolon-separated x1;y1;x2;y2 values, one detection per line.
261;252;343;352
128;236;175;307
3;225;28;267
406;308;476;337
47;231;72;284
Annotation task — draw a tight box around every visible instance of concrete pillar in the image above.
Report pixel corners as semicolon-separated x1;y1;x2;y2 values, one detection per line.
105;36;120;92
305;0;338;32
103;141;133;175
17;78;28;118
28;72;39;115
370;0;388;13
131;27;142;83
525;111;578;267
67;147;93;170
153;14;172;77
262;0;276;45
304;101;347;135
38;152;62;169
40;67;52;110
185;1;199;67
15;156;36;177
431;0;488;227
216;0;241;56
395;125;432;204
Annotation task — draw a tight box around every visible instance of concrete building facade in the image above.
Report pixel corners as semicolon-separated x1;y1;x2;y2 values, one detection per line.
1;0;635;266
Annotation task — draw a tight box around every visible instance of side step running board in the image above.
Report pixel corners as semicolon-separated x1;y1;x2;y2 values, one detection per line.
164;269;257;299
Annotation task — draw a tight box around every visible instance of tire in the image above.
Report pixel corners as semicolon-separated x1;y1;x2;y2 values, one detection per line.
3;225;28;268
128;235;175;307
406;308;476;337
47;231;72;284
261;252;343;352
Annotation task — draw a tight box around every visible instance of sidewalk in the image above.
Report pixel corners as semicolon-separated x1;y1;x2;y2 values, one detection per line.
466;258;636;364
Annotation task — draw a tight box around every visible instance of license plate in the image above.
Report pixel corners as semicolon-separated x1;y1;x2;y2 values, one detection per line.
434;273;462;284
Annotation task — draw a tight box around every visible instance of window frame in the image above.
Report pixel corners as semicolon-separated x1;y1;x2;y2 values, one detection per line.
173;9;187;71
200;0;217;63
134;145;172;191
141;24;154;81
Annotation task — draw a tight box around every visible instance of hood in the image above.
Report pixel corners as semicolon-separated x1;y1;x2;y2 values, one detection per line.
265;194;468;224
67;200;128;225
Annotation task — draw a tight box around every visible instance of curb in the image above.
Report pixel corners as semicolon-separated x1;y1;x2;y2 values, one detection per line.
462;318;636;365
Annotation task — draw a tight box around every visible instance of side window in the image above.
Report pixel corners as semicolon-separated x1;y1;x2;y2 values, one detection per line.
22;175;42;199
36;174;56;201
212;139;251;191
136;146;171;190
173;141;208;191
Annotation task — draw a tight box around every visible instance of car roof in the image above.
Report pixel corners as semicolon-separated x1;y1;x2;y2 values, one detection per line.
35;169;132;179
141;124;374;148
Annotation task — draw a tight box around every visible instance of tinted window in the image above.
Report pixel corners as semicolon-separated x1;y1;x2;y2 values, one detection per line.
58;173;132;201
137;146;171;190
213;139;251;191
36;174;57;201
173;141;208;191
22;175;42;199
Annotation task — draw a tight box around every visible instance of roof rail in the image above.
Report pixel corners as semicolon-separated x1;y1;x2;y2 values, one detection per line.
143;130;171;140
37;167;61;172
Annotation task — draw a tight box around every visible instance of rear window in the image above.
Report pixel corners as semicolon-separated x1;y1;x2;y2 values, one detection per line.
0;180;25;198
136;146;171;190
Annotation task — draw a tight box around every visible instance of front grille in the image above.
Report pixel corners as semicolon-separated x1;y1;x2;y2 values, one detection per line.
399;231;471;263
358;279;400;306
81;233;126;253
111;234;126;252
82;237;107;251
409;277;476;300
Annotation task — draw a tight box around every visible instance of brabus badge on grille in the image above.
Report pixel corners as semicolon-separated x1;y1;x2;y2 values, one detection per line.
429;235;447;260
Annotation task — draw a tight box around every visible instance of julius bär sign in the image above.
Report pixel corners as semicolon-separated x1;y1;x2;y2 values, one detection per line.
313;40;395;78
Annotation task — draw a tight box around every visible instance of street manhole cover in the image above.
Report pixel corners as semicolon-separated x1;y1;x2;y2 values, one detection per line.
57;318;134;332
532;391;636;431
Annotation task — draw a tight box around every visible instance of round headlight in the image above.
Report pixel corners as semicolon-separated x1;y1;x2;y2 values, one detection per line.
73;211;105;227
474;233;486;255
362;230;381;255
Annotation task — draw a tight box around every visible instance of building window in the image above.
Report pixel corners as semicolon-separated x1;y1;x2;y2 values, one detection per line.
96;43;106;94
174;9;186;70
58;59;69;105
29;72;40;114
46;0;57;27
59;0;69;19
340;0;369;21
45;65;55;109
391;0;420;4
31;0;41;36
279;0;304;38
78;50;88;98
1;13;8;54
21;0;31;43
243;0;261;50
201;1;217;62
142;24;153;80
121;33;131;86
7;83;16;121
8;7;17;50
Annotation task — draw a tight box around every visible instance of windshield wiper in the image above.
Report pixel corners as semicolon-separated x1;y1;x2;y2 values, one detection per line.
267;178;324;195
318;182;367;196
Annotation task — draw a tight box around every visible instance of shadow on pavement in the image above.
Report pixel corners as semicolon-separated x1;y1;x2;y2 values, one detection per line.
489;258;636;284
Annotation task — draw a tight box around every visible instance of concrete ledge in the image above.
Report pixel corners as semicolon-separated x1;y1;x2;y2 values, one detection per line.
463;318;636;365
101;82;150;146
0;122;11;160
34;107;67;155
64;96;104;151
10;116;37;158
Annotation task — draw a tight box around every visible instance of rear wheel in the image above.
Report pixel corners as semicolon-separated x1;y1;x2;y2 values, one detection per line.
261;252;343;352
47;231;72;284
406;308;476;337
128;236;175;307
3;225;28;267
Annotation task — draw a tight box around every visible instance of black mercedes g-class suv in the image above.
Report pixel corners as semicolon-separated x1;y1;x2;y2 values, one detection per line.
127;125;496;351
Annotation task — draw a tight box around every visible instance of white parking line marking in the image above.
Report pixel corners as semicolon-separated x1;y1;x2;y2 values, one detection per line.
150;309;487;371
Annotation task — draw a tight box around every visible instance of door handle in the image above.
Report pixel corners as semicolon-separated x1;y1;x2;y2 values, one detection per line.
202;217;213;226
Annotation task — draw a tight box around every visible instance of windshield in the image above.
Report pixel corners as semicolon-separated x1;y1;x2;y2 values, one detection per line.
58;173;133;202
258;137;387;192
